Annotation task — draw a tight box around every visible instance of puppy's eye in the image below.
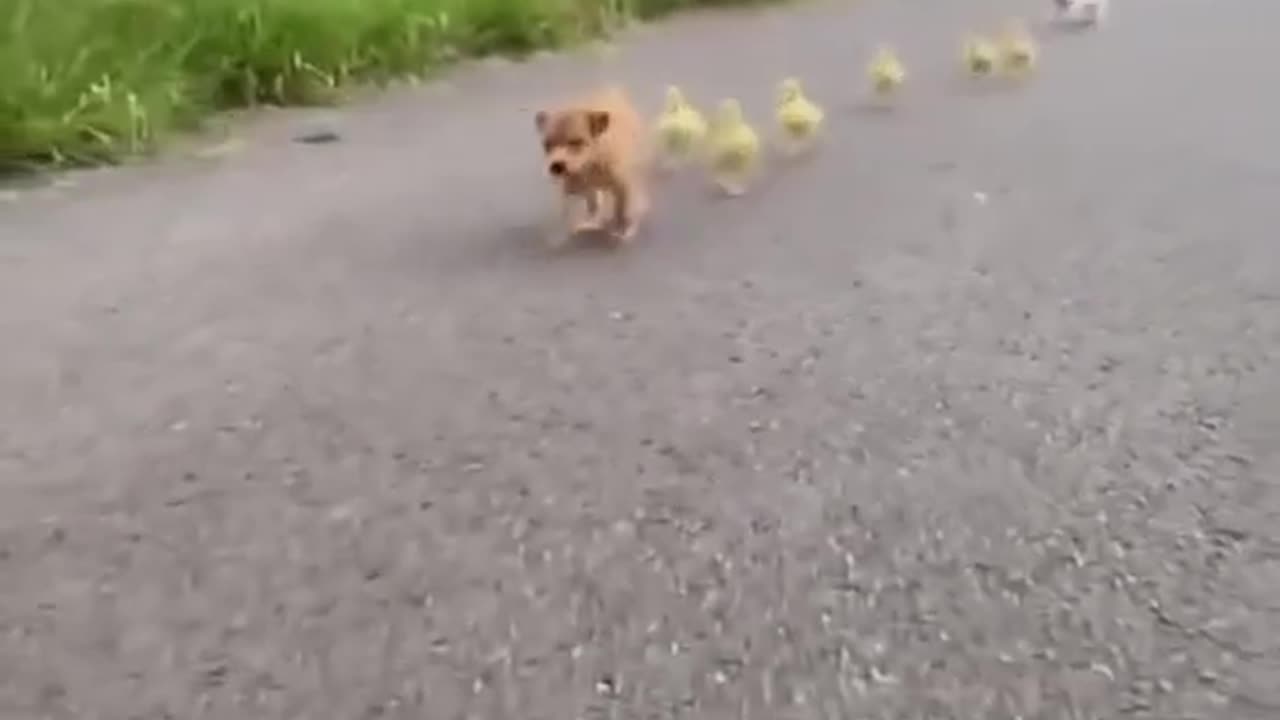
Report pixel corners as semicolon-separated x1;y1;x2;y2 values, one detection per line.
542;140;554;153
567;138;586;151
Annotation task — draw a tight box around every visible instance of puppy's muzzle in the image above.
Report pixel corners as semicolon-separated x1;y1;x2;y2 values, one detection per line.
548;161;567;177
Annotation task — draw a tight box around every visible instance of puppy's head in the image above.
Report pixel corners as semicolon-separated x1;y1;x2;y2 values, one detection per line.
535;108;611;181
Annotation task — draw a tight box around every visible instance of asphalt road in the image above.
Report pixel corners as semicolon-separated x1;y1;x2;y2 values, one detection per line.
3;0;1280;717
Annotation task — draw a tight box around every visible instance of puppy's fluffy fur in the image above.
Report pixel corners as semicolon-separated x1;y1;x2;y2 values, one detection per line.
535;86;651;246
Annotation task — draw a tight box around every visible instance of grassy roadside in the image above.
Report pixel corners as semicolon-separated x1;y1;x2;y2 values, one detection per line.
0;0;777;171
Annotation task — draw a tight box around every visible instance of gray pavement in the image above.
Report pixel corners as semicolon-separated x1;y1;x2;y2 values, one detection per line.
3;0;1280;717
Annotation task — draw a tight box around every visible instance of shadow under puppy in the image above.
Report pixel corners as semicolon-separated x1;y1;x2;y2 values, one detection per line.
535;86;652;248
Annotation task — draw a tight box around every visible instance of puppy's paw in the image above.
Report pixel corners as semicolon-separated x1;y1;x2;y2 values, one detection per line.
572;217;606;234
613;219;640;244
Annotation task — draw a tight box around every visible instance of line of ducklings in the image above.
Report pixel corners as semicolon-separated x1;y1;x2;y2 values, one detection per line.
655;20;1038;196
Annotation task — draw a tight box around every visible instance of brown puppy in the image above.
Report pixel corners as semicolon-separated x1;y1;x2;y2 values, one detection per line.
535;86;651;247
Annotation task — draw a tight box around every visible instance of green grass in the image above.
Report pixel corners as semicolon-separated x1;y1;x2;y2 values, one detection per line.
1;0;777;171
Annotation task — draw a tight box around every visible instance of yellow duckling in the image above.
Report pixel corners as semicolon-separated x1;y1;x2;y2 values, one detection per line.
867;45;907;98
775;77;824;156
962;35;999;78
654;85;708;171
706;98;761;197
997;20;1038;77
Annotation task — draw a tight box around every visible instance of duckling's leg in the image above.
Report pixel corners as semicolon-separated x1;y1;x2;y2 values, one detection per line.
867;82;898;111
798;130;821;156
655;146;676;173
780;135;804;158
710;147;754;196
656;133;690;174
715;172;747;197
775;130;795;158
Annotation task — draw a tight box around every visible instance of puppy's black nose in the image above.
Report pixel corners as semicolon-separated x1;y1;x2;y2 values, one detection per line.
548;161;566;176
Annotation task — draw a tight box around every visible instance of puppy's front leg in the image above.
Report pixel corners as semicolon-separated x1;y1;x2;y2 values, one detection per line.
579;190;607;231
571;191;609;234
610;173;648;243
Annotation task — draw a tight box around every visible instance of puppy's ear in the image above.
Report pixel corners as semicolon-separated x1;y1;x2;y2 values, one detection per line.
587;111;610;137
535;110;548;133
